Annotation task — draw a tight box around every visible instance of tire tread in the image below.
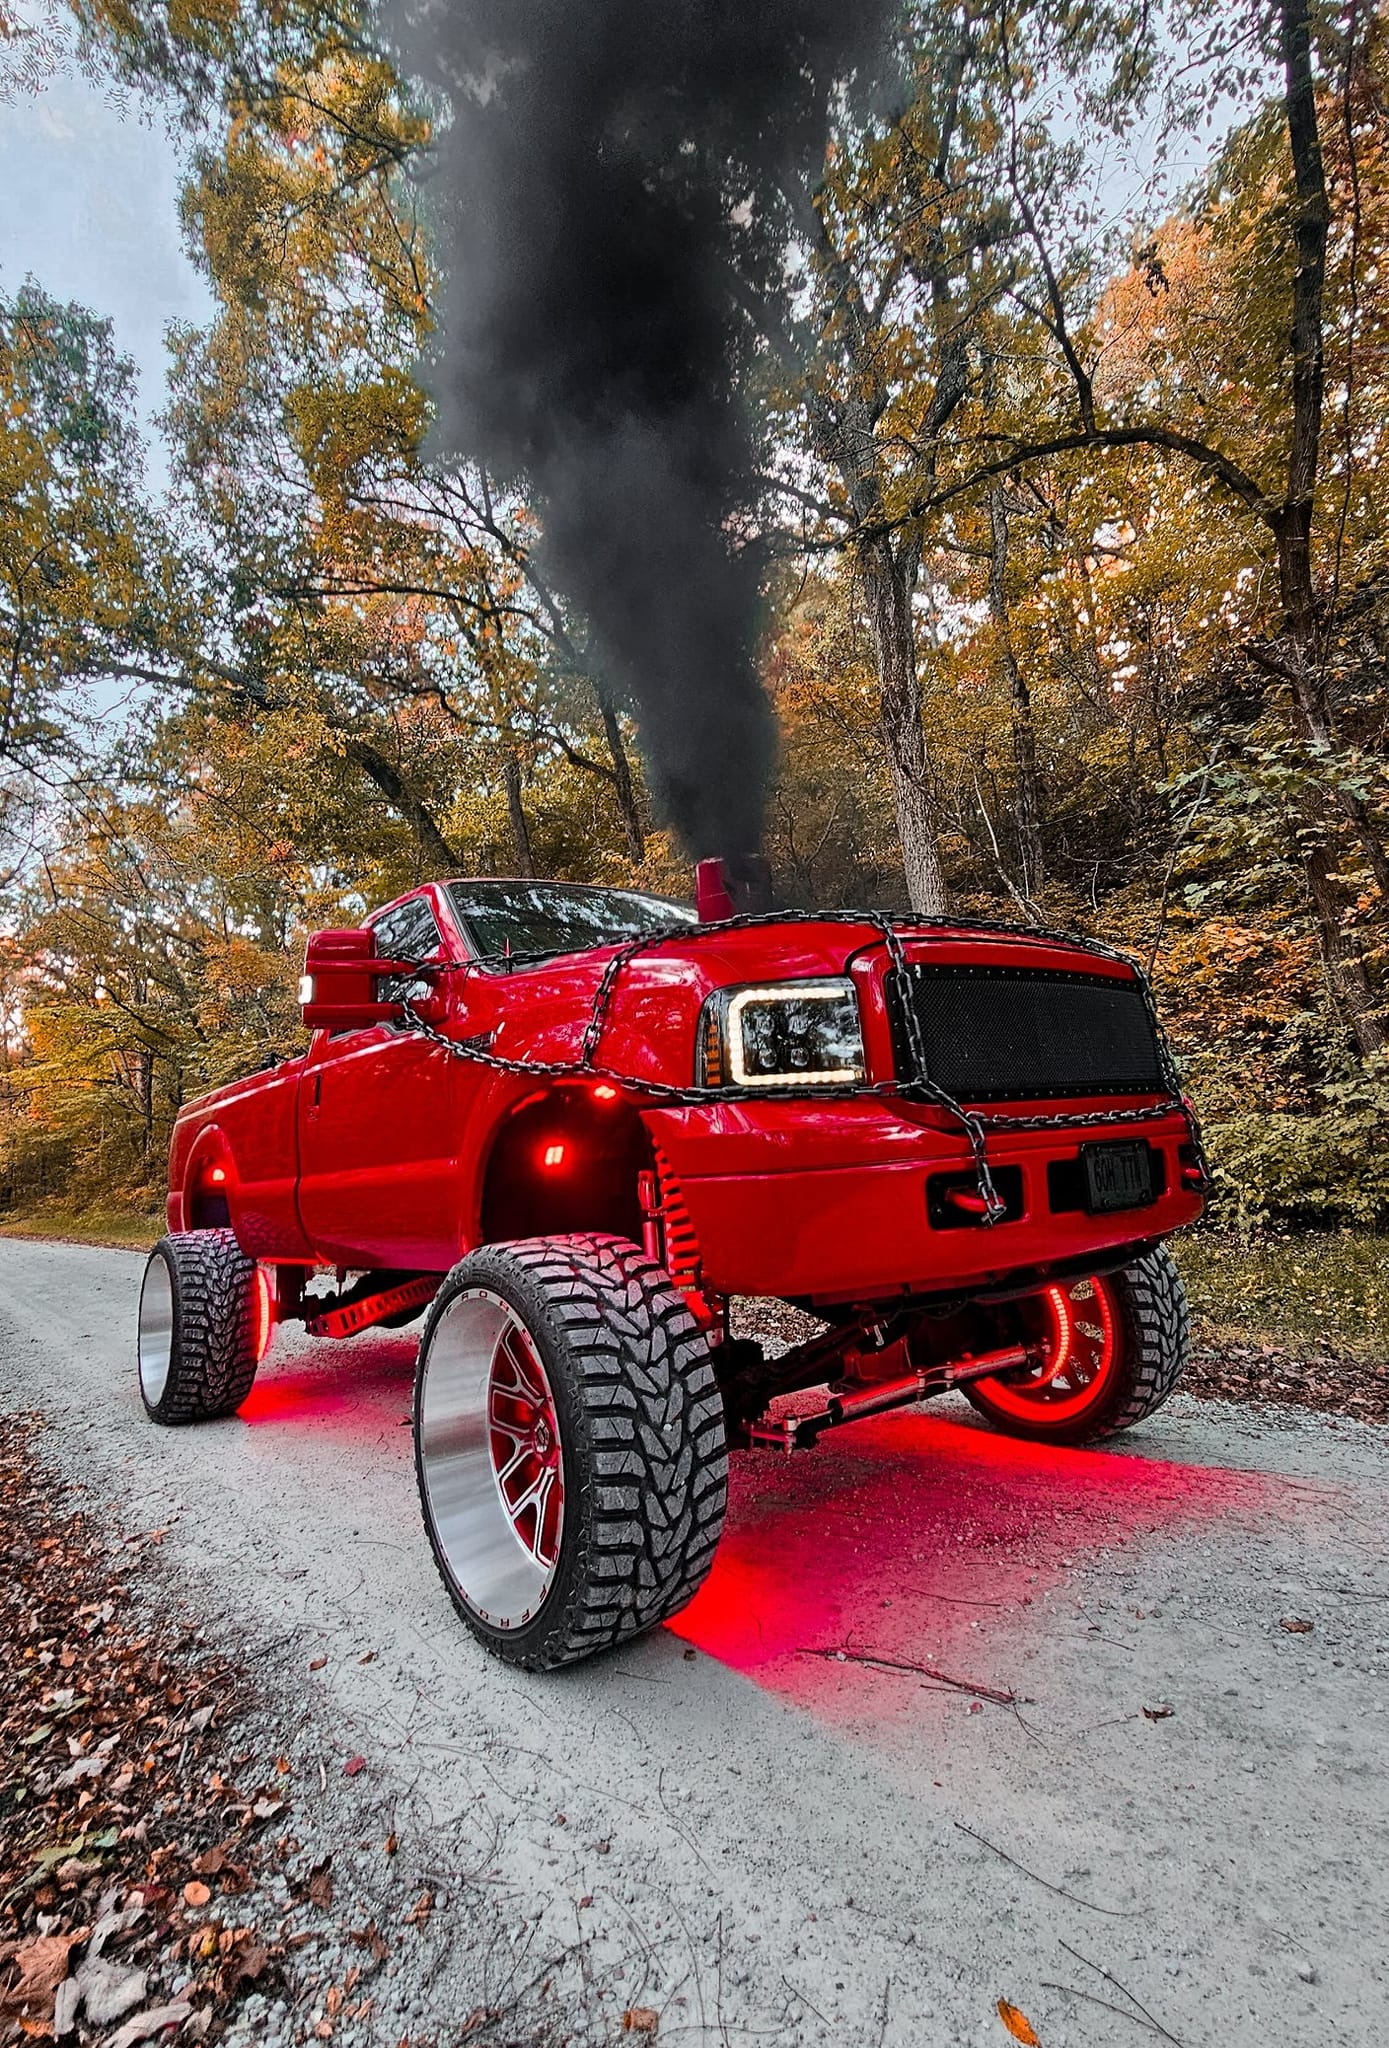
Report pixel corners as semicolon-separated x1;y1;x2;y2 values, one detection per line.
141;1230;260;1424
415;1233;728;1672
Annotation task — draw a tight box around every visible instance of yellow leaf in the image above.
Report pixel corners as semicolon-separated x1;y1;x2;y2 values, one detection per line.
996;1999;1040;2045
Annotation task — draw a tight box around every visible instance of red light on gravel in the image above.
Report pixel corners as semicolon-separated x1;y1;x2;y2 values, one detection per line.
541;1143;567;1170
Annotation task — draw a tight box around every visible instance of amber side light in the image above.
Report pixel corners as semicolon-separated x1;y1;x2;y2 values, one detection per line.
700;1006;724;1087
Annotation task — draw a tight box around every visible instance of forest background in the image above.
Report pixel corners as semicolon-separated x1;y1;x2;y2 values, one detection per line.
1;0;1386;1356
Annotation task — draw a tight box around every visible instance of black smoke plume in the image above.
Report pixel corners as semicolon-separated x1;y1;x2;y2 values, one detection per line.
390;0;892;862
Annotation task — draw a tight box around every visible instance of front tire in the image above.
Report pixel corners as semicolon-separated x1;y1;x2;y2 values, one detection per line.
137;1229;267;1424
964;1245;1190;1445
414;1234;728;1670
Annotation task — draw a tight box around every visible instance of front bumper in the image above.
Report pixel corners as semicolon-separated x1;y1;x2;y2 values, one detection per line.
646;1099;1202;1305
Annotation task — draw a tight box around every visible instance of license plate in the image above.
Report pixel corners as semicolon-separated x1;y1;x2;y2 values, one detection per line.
1081;1141;1155;1213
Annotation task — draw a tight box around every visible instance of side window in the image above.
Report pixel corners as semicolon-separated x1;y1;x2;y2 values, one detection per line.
370;896;444;1005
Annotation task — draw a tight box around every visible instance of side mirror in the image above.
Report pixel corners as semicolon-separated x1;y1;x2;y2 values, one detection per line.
298;928;434;1033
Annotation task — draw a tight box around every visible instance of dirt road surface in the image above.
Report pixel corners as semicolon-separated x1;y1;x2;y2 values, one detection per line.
2;1238;1385;2047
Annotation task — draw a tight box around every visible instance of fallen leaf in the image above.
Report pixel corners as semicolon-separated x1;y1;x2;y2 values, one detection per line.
227;1945;269;1992
358;1651;376;1665
343;1755;366;1778
307;1858;334;1910
2;1932;86;2021
252;1796;287;1820
73;1957;147;2030
404;1891;433;1928
682;1647;696;1661
52;1977;82;2039
622;2009;659;2036
383;1833;398;1857
182;1882;212;1909
1141;1704;1175;1722
349;1923;389;1965
309;1657;328;1672
106;1999;193;2048
193;1848;227;1877
996;1998;1039;2045
1281;1617;1314;1634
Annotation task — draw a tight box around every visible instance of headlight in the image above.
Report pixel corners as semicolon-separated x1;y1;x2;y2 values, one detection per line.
698;979;866;1088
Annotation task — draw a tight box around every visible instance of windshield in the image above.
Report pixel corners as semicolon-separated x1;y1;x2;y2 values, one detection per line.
446;881;696;961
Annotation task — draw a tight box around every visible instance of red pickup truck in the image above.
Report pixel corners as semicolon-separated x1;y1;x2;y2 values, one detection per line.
137;871;1205;1669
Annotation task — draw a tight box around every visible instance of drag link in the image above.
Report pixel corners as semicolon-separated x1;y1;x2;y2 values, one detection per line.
745;1341;1043;1452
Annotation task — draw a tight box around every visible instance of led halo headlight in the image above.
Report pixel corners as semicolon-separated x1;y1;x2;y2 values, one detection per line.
698;978;866;1089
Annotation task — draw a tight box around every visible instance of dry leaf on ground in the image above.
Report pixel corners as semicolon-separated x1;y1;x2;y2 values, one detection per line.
996;1997;1040;2045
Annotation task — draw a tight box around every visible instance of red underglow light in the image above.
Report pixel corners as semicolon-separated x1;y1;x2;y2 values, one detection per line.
668;1408;1280;1732
591;1084;619;1103
541;1142;568;1170
209;1166;227;1184
252;1267;275;1361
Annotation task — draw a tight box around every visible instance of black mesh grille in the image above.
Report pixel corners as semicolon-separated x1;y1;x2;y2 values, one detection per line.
888;965;1167;1102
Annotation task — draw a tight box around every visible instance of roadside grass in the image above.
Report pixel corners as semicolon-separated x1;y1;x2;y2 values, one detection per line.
1174;1227;1389;1362
0;1201;161;1251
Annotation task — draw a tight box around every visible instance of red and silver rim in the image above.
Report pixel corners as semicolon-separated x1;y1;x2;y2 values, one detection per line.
977;1274;1121;1421
417;1288;565;1629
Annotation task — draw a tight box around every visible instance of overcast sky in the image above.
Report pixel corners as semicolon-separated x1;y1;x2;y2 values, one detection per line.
0;65;213;481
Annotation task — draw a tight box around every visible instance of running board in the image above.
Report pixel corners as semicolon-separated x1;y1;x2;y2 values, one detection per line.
305;1275;439;1340
745;1342;1042;1454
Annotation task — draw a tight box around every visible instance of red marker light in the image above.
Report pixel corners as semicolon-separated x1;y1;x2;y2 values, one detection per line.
209;1166;227;1184
591;1084;618;1103
541;1143;567;1170
252;1267;275;1361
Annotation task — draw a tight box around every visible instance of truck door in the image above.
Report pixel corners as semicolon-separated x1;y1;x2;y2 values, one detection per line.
296;893;464;1271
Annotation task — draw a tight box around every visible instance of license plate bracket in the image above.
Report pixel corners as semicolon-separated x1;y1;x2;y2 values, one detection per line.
1081;1140;1155;1214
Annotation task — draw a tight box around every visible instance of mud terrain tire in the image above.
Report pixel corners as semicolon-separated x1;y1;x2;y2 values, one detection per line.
138;1229;264;1424
414;1234;728;1670
965;1244;1190;1446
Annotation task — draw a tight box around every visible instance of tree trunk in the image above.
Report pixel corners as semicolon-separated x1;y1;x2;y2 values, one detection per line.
861;536;948;917
1303;838;1388;1055
1266;0;1387;1059
504;753;536;877
342;737;460;877
594;680;645;863
988;486;1045;908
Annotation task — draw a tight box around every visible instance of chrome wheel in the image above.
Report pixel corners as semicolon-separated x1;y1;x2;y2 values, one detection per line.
417;1287;565;1631
138;1253;174;1406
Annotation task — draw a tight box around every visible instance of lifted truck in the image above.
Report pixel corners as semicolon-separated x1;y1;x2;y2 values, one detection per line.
137;869;1206;1669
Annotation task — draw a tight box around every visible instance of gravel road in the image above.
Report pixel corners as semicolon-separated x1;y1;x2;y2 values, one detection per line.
2;1237;1386;2047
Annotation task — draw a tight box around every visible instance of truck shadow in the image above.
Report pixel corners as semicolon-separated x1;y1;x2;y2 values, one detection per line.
668;1404;1288;1720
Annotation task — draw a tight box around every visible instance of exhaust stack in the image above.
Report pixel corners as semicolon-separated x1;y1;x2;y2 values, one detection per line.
696;855;774;923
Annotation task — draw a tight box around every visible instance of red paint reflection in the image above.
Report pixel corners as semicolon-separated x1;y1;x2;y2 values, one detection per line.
669;1405;1278;1721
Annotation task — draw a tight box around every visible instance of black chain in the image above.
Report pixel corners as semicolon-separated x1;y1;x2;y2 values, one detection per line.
397;908;1206;1219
